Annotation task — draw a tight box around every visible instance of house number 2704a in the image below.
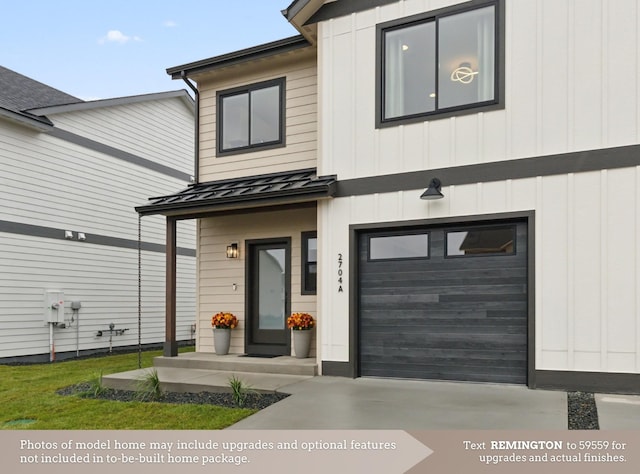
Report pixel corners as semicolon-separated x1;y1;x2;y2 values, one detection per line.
337;253;344;293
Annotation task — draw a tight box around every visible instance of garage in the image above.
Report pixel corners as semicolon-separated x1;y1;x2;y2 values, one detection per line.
358;221;528;384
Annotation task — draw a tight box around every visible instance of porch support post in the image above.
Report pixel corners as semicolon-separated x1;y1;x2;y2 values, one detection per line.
164;216;178;357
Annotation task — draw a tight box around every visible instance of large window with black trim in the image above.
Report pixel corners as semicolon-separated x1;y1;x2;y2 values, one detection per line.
217;77;285;155
376;0;502;126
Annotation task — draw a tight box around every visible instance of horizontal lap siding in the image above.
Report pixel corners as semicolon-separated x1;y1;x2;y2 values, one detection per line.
49;98;194;173
0;95;196;360
198;50;317;182
197;207;317;355
359;222;527;383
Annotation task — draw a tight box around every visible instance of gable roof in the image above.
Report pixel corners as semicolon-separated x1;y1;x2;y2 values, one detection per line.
136;168;337;217
0;65;81;113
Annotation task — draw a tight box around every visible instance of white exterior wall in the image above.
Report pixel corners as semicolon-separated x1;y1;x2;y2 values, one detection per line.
317;0;640;374
319;0;640;180
49;97;194;173
0;95;196;360
320;170;640;374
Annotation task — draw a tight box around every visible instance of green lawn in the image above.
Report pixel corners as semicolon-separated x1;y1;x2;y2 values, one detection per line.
0;348;256;430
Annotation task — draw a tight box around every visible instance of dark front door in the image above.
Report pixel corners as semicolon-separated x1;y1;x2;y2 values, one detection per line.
245;239;291;356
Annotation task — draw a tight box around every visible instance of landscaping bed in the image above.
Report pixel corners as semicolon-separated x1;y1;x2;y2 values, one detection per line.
57;383;289;410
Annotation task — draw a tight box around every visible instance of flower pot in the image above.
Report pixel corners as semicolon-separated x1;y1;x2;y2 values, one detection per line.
292;329;312;359
213;328;231;355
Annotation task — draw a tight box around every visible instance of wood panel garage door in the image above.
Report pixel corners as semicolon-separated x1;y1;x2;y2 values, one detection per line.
358;222;528;384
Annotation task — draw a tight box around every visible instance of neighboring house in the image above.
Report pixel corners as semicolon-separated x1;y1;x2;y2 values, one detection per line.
0;66;196;362
138;0;640;393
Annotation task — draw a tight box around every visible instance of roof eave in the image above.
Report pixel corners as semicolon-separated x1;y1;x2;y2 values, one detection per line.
167;35;311;79
0;107;53;131
28;90;195;116
281;0;313;21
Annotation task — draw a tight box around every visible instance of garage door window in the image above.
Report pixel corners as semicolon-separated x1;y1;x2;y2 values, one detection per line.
446;226;515;257
369;233;429;260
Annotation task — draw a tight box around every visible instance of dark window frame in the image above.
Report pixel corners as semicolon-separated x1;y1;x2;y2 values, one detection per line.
375;0;505;128
444;224;516;258
367;230;431;262
301;231;317;295
216;77;286;156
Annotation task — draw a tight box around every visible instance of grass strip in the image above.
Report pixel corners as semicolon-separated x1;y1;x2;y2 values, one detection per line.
0;348;256;430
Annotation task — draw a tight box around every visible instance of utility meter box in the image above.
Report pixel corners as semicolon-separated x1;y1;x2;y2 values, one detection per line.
44;290;65;324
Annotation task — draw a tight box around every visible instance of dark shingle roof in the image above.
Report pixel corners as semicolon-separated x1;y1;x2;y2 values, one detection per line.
136;168;337;216
0;65;82;113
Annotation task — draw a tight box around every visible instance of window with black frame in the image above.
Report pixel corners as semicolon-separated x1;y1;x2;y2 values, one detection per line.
301;232;317;294
217;77;285;155
377;1;500;126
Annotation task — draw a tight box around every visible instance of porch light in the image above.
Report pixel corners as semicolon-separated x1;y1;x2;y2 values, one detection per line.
226;243;239;259
420;178;444;200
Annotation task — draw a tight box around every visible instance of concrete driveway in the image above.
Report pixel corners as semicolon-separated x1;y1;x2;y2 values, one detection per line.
227;376;569;430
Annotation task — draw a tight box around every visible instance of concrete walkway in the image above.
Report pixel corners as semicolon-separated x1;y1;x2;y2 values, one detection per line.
595;393;640;430
103;362;640;430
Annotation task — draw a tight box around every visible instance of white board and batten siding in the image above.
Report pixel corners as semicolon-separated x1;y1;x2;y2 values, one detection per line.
317;0;640;374
0;95;196;360
197;208;317;356
197;49;318;182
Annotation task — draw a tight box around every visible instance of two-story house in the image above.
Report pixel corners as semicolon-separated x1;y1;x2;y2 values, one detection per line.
138;0;640;393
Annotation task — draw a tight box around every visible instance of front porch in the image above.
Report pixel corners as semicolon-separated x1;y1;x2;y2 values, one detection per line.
102;352;317;393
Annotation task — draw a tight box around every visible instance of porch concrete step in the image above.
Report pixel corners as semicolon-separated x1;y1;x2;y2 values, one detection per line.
102;366;312;394
153;352;318;377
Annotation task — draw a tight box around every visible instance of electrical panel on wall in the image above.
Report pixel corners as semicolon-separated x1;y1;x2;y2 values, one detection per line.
44;290;65;324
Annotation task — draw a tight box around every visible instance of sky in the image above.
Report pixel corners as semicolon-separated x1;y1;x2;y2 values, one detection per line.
1;0;298;101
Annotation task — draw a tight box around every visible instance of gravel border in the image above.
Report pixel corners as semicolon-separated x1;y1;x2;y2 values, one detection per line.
567;391;599;430
57;383;289;410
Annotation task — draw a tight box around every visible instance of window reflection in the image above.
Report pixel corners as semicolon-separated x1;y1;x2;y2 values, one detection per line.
446;226;515;256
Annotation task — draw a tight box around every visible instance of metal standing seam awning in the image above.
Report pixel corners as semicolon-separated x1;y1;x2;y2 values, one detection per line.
134;167;337;357
136;168;337;217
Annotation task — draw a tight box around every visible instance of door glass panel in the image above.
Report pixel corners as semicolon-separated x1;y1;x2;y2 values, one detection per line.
446;226;515;256
369;233;429;260
258;248;285;329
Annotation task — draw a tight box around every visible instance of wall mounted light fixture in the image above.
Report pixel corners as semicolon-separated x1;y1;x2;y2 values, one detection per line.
420;178;444;200
226;243;239;259
64;230;74;239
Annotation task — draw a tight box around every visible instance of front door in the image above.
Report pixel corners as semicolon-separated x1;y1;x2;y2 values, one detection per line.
245;239;291;356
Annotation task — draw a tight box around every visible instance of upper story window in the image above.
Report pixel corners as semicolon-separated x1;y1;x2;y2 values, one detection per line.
217;77;285;155
376;0;503;127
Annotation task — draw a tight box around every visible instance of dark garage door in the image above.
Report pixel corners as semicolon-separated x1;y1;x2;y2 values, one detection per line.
358;222;528;384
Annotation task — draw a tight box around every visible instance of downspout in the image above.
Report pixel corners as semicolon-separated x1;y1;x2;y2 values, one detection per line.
181;71;199;184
